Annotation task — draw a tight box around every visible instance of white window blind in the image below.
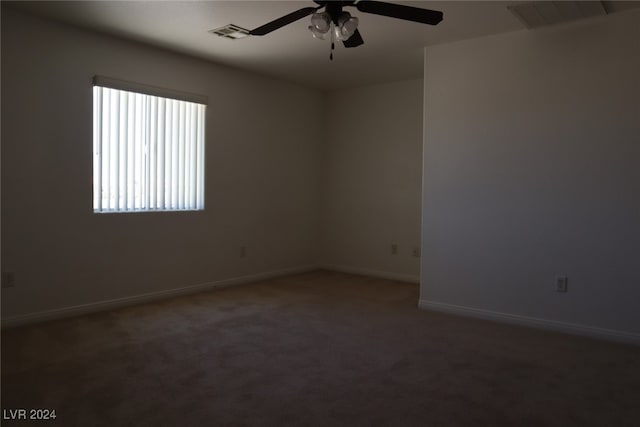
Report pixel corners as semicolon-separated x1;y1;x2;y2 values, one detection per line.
93;79;206;213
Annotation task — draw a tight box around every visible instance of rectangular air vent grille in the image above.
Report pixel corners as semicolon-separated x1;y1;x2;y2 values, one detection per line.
508;1;607;29
209;24;250;39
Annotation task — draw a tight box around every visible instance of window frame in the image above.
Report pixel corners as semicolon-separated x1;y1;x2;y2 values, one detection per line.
92;76;207;213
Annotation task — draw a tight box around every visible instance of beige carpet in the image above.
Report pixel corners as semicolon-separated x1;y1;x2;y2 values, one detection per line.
2;270;639;426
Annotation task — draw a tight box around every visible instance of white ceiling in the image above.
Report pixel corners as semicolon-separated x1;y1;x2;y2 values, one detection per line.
7;1;640;90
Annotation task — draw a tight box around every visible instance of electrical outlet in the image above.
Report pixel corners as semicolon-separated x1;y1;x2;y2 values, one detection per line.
556;276;568;293
391;244;398;255
2;272;15;288
412;247;421;257
240;246;246;258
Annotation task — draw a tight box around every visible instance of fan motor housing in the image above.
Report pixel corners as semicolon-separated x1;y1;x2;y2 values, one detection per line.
313;1;357;6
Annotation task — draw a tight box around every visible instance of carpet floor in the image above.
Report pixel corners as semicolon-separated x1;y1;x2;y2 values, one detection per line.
2;270;639;426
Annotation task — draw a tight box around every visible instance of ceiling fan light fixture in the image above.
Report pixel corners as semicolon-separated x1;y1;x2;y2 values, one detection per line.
334;12;359;41
308;25;327;40
310;11;331;33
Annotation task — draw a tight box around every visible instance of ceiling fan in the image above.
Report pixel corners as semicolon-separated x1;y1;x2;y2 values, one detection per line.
249;1;443;58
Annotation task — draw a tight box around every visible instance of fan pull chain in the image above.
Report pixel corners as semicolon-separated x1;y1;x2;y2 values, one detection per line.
330;23;335;61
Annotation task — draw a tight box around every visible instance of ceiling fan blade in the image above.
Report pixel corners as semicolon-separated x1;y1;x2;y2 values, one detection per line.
343;29;364;48
250;7;318;36
355;1;443;25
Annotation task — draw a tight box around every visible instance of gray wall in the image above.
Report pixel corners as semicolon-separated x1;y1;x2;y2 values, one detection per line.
321;80;423;282
1;8;323;318
421;10;640;336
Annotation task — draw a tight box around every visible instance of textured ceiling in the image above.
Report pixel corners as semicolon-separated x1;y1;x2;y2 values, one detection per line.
6;1;639;90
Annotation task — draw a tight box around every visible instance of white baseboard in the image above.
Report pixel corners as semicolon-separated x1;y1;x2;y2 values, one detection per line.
419;300;640;346
1;265;320;328
320;264;419;284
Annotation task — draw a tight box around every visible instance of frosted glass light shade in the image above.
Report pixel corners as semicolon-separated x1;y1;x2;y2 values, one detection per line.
308;25;327;39
341;16;359;38
310;12;331;33
334;13;359;41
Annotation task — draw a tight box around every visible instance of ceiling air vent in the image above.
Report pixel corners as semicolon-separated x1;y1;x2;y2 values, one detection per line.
209;24;250;39
508;1;607;29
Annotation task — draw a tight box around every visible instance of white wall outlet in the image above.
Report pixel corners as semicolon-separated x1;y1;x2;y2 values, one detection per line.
391;244;398;255
556;276;568;292
2;272;15;288
412;247;421;257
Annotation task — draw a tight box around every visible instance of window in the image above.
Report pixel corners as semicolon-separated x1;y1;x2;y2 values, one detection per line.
93;76;207;213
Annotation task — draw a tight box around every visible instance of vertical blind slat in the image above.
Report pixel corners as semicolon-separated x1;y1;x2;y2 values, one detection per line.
134;93;142;209
157;98;165;209
93;87;103;211
150;97;157;209
121;92;128;210
118;93;126;210
127;94;135;210
189;104;197;209
184;103;190;209
198;106;205;208
165;100;173;209
178;102;185;209
184;103;192;209
171;101;179;209
103;89;111;210
145;96;151;210
112;90;120;211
